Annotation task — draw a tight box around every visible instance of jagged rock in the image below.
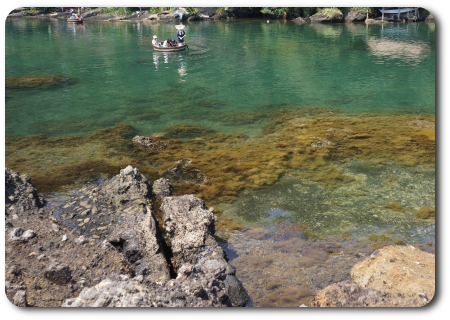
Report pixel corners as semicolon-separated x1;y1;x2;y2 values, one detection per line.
99;165;151;208
62;255;246;307
46;165;153;240
5;166;248;307
107;206;170;281
5;167;43;216
161;194;248;306
161;195;218;266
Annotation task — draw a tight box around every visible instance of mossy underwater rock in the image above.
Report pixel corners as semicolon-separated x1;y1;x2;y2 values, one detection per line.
6;74;69;89
414;206;435;219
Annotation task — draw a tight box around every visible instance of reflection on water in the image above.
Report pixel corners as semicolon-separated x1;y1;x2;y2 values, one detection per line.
310;23;343;38
367;38;429;64
152;52;187;78
178;57;187;77
365;22;431;65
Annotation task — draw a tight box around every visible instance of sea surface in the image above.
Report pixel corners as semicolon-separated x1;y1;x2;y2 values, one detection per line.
5;17;435;306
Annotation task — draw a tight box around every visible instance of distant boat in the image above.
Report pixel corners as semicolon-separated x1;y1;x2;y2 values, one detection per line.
67;17;83;23
379;7;418;16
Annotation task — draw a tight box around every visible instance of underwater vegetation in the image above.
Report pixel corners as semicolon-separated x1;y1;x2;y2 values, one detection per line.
6;74;70;89
415;206;435;219
6;106;433;206
163;124;215;139
5;123;158;192
6;109;434;206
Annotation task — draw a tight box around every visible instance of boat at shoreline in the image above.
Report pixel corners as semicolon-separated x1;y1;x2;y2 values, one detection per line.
67;17;83;23
153;43;187;52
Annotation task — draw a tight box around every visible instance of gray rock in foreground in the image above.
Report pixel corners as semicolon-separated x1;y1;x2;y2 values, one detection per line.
5;167;43;216
5;166;249;307
161;194;249;306
107;207;171;281
62;257;239;307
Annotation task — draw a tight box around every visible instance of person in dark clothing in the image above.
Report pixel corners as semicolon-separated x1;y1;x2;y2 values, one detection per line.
177;28;186;43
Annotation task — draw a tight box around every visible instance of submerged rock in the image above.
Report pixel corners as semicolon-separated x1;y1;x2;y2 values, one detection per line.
5;74;69;89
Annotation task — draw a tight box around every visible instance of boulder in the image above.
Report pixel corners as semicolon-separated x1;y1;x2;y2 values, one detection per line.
310;12;343;23
311;245;435;307
311;280;427;307
345;11;366;22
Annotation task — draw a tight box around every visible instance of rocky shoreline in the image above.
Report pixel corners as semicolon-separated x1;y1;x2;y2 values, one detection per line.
7;7;435;24
5;165;435;307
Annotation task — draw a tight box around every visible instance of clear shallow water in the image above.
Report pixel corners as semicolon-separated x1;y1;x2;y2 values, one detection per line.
5;17;435;307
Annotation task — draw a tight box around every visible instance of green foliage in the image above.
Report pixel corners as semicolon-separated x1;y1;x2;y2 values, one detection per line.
26;7;50;14
350;7;367;12
100;7;133;15
214;7;229;15
301;7;317;17
419;8;431;16
185;7;198;14
236;7;262;15
149;7;170;14
260;7;294;17
317;7;342;17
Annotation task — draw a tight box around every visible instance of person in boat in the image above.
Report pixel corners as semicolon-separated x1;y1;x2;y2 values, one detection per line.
167;38;176;47
152;35;162;47
163;38;173;47
176;28;186;44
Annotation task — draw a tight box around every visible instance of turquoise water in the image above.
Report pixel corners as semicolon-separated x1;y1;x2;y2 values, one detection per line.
5;17;435;307
5;18;435;138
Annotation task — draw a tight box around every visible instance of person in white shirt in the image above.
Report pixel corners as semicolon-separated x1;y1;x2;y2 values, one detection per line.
152;35;162;47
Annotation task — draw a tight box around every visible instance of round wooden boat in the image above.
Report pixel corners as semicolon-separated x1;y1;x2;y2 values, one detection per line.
67;18;83;23
153;43;187;52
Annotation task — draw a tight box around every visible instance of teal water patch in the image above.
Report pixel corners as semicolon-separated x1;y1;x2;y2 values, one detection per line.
218;161;435;245
5;19;435;138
